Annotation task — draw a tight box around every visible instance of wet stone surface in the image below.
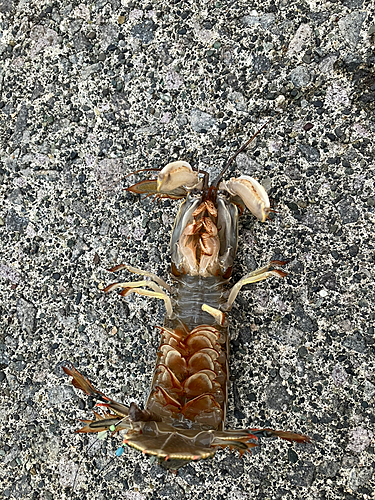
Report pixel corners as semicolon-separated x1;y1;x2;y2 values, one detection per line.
0;1;374;500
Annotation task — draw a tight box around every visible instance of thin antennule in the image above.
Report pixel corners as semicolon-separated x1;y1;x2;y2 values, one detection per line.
211;116;276;188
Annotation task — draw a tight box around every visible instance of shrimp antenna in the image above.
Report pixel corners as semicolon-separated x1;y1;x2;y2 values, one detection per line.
211;116;275;188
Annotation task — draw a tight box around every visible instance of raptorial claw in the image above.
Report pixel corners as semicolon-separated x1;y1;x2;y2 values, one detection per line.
125;162;203;199
157;161;202;192
220;175;270;222
126;179;188;199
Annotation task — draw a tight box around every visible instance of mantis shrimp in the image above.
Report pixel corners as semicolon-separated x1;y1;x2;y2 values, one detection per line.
63;126;311;470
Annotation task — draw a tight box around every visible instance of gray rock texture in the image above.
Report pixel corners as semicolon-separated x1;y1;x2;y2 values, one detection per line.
0;1;374;499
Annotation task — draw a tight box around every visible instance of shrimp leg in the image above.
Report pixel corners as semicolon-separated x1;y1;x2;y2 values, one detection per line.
102;280;173;318
223;261;287;312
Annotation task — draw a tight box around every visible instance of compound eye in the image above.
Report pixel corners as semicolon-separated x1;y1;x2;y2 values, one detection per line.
217;189;231;200
188;188;203;199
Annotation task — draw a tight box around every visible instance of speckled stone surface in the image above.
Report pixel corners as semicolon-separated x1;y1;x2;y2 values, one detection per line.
1;1;374;499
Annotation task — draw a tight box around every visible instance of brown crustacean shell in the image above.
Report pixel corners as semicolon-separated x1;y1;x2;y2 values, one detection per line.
64;160;311;470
